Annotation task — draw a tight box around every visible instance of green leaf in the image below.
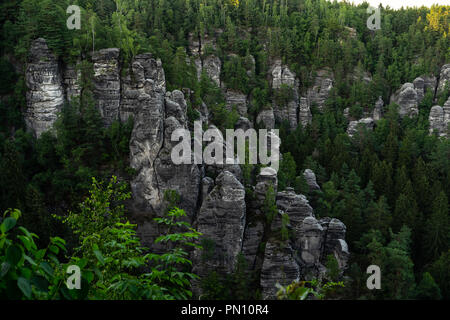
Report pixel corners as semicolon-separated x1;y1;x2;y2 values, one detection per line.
17;277;32;298
39;261;54;277
1;217;16;233
6;244;22;266
1;262;11;278
93;249;105;265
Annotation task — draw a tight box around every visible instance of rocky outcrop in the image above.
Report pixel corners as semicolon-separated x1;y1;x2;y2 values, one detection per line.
303;169;320;191
391;83;419;117
92;48;121;125
429;97;450;137
373;96;384;121
260;186;349;298
120;53;165;121
270;60;299;129
298;97;312;127
438;64;450;94
63;63;80;103
256;108;275;129
25;38;64;137
192;170;246;278
24;40;351;300
202;55;221;87
347;117;374;137
128;56;166;218
153;91;201;219
260;240;300;299
413;76;437;103
319;218;349;271
225;89;247;116
307;69;334;111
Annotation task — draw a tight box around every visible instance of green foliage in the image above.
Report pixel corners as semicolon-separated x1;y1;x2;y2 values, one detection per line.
0;208;81;300
276;279;344;300
60;176;202;300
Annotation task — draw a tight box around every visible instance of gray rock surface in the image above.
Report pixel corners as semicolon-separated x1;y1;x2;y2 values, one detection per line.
298;97;312;127
191;170;246;277
203;55;221;87
120;53;165;122
429;98;450;137
256;108;275;129
391;83;419;117
373;96;384;121
225;89;247;116
438;64;450;94
260;240;300;299
319;218;349;271
63;63;80;103
25;38;64;137
307;69;334;111
347;117;374;137
303;169;320;191
270;60;299;129
129;56;166;216
92;48;121;125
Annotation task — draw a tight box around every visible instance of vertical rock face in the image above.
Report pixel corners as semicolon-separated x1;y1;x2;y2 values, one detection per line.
256;108;275;129
24;39;352;300
92;48;121;126
303;169;320;191
438;64;450;94
319;218;349;270
153;90;201;219
429;106;445;135
270;60;299;129
225;89;247;116
192;170;246;277
242;167;278;270
429;97;450;137
259;186;349;299
298;97;312;127
391;83;419;117
25;38;64;138
260;241;300;299
307;69;334;111
121;53;165;122
413;76;437;103
129;56;166;216
202;55;221;87
373;96;384;121
63;63;81;103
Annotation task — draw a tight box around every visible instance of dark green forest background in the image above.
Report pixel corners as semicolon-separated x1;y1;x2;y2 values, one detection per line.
0;0;449;300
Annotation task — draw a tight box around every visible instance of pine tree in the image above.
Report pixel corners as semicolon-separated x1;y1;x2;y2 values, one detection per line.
423;191;450;261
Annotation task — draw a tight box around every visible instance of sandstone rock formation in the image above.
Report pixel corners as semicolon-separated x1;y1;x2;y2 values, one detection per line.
347;118;375;137
25;38;64;138
298;97;312;127
391;83;419;117
438;64;450;94
256;108;275;129
429;97;450;137
225;89;247;116
191;170;246;278
270;60;299;129
303;169;320;191
92;48;121;126
307;69;334;111
373;96;384;121
24;39;351;300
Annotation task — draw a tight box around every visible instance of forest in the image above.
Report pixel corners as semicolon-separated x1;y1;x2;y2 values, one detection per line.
0;0;449;300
